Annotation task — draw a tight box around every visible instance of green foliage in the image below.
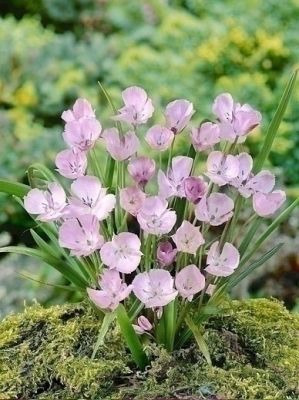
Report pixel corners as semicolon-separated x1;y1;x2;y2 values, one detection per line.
0;299;298;399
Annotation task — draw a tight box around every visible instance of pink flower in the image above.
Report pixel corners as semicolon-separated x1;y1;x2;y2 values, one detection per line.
253;190;286;217
87;269;132;311
68;176;116;220
213;93;262;142
63;118;102;151
103;128;139;161
191;122;220;151
184;176;207;204
24;183;66;222
157;241;177;267
165;99;194;134
172;221;205;255
137;196;176;235
229;153;275;198
61;98;95;122
133;316;153;335
119;186;146;216
100;232;142;273
113;86;154;125
206;151;239;186
128;157;156;188
55;148;87;179
205;241;240;277
145;125;174;151
175;265;205;301
59;214;104;257
158;156;193;199
195;193;234;226
132;269;178;308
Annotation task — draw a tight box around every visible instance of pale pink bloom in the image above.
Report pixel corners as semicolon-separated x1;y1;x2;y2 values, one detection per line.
145;125;174;151
205;241;240;277
137;196;176;235
59;214;104;257
253;190;286;217
172;221;205;255
55;148;87;179
113;86;154;125
195;193;234;226
158;156;193;199
68;176;116;220
213;93;262;142
128;157;156;188
103;128;139;161
119;186;146;216
184;176;207;204
63;118;102;151
132;269;178;308
191;122;220;151
24;182;66;222
87;269;132;311
61;98;95;122
157;241;177;267
175;265;205;301
133;316;153;335
206;284;216;296
100;232;142;274
206;151;239;186
165;99;194;134
229;153;275;198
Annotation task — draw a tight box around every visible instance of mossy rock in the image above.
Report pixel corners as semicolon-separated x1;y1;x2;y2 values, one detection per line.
0;299;298;400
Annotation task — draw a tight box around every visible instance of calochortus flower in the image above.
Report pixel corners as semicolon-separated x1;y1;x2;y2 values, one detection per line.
157;241;177;267
100;232;142;273
191;122;220;152
103;128;139;161
113;86;154;125
184;176;207;204
145;125;174;151
55;148;87;179
87;269;132;311
68;175;116;220
165;99;194;134
172;221;205;255
132;269;177;308
63;118;102;151
158;156;193;199
137;196;176;235
128;157;156;188
195;193;234;226
205;241;240;277
119;186;146;216
253;190;286;217
59;214;104;257
175;265;205;301
213;93;262;142
133;316;153;335
24;182;66;221
61;98;95;122
206;151;239;186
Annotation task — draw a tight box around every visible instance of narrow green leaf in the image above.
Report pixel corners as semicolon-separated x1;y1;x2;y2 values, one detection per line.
238;217;261;256
254;70;297;172
17;271;81;292
27;163;58;188
164;300;176;352
0;180;30;197
0;246;88;288
116;304;148;370
92;312;116;359
185;317;212;365
30;229;59;259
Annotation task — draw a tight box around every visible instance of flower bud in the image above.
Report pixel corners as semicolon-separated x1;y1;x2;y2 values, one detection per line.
184;176;207;204
157;241;177;267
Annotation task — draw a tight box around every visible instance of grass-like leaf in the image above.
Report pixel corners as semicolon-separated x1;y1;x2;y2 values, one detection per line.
185;317;212;365
0;180;30;197
92;312;116;359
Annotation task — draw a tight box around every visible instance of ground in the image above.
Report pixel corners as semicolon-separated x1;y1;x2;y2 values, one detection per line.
0;298;298;400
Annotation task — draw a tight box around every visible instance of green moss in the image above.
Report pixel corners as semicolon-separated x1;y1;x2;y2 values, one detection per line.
0;299;298;399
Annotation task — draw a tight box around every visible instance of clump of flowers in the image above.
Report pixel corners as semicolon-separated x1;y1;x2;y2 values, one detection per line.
1;80;298;369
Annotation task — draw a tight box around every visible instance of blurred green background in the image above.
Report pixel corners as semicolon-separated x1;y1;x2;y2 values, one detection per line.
0;0;299;315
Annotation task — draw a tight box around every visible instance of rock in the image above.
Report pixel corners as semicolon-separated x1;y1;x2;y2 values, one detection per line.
0;299;298;399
